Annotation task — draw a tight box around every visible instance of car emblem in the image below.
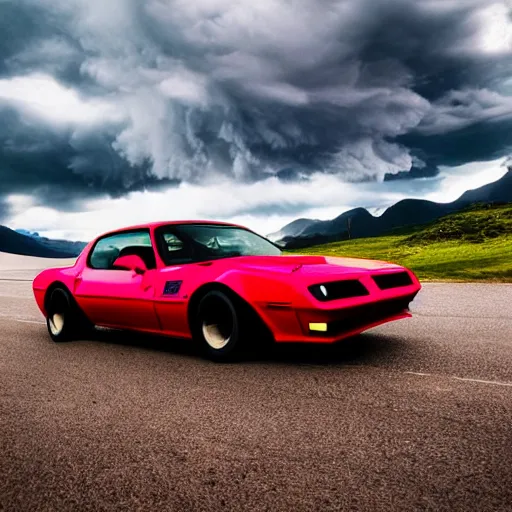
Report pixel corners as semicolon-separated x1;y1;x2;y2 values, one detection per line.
163;280;183;295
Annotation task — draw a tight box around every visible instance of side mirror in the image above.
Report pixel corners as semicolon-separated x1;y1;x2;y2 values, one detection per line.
112;254;148;274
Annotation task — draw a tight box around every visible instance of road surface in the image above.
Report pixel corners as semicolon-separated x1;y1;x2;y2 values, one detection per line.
1;272;511;511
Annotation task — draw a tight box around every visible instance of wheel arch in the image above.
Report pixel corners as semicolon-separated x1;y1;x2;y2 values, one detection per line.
43;281;73;312
187;282;274;342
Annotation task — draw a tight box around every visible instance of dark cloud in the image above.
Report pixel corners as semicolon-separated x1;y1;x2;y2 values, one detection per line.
384;165;440;182
0;2;51;74
0;0;511;212
0;2;84;85
0;109;120;205
399;117;512;167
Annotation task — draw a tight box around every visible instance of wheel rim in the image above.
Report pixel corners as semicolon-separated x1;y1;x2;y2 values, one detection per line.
201;299;234;350
49;313;65;335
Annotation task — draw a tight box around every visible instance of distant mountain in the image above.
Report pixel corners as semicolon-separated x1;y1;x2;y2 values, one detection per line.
270;169;512;249
269;217;319;241
454;169;512;205
15;229;40;238
0;226;87;258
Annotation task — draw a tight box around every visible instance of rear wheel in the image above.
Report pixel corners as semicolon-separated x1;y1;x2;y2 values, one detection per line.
46;287;92;342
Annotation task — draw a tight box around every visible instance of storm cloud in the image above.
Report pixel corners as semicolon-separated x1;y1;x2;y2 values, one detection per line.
0;0;512;219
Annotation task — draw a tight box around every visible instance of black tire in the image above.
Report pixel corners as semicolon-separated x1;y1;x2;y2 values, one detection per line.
192;290;245;362
46;287;92;342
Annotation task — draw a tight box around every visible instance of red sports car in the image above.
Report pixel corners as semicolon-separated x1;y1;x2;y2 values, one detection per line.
33;221;421;361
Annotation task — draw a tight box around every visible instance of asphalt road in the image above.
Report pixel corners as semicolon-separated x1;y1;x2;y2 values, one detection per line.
1;276;511;512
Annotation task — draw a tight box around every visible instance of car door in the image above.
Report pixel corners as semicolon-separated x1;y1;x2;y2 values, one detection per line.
151;231;195;337
74;229;160;331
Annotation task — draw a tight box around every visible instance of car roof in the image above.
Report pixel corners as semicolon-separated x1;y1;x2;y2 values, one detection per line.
98;220;245;238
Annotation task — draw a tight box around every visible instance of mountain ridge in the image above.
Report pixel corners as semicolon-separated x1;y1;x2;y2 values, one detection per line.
269;169;512;249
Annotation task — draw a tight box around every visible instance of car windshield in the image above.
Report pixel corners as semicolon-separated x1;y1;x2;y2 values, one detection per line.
156;224;281;265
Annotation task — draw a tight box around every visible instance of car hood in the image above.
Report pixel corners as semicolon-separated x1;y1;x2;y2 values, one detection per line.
230;255;403;275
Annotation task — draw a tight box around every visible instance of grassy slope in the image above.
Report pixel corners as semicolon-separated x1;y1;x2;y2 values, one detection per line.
285;204;512;282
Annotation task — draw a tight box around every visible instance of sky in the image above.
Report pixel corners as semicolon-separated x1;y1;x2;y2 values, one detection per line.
0;0;511;241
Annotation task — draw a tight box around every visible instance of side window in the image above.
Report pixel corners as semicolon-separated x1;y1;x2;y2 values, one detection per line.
89;231;155;270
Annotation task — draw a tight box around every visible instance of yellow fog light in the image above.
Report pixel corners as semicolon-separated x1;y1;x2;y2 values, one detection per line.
309;322;328;332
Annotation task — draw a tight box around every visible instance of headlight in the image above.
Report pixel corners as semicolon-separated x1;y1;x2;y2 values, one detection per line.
308;280;369;301
309;284;330;301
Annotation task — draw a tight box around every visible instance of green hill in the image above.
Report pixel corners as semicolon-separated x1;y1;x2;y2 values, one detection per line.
285;204;512;282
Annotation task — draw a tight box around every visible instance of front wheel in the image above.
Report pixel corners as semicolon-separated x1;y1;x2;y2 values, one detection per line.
193;290;244;361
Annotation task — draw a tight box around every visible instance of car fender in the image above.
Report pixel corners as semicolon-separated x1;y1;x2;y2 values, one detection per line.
33;264;81;316
210;269;306;339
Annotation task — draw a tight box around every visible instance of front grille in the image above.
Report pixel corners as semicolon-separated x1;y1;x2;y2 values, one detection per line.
313;293;417;336
372;271;413;290
309;280;369;301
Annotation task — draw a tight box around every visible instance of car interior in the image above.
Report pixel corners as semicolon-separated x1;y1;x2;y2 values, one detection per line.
116;246;157;270
90;245;157;270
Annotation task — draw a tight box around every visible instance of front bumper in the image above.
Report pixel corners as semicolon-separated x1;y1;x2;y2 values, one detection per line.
258;270;421;343
293;291;418;343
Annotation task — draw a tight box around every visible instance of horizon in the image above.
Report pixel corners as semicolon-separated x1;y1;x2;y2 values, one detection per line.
5;160;510;243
